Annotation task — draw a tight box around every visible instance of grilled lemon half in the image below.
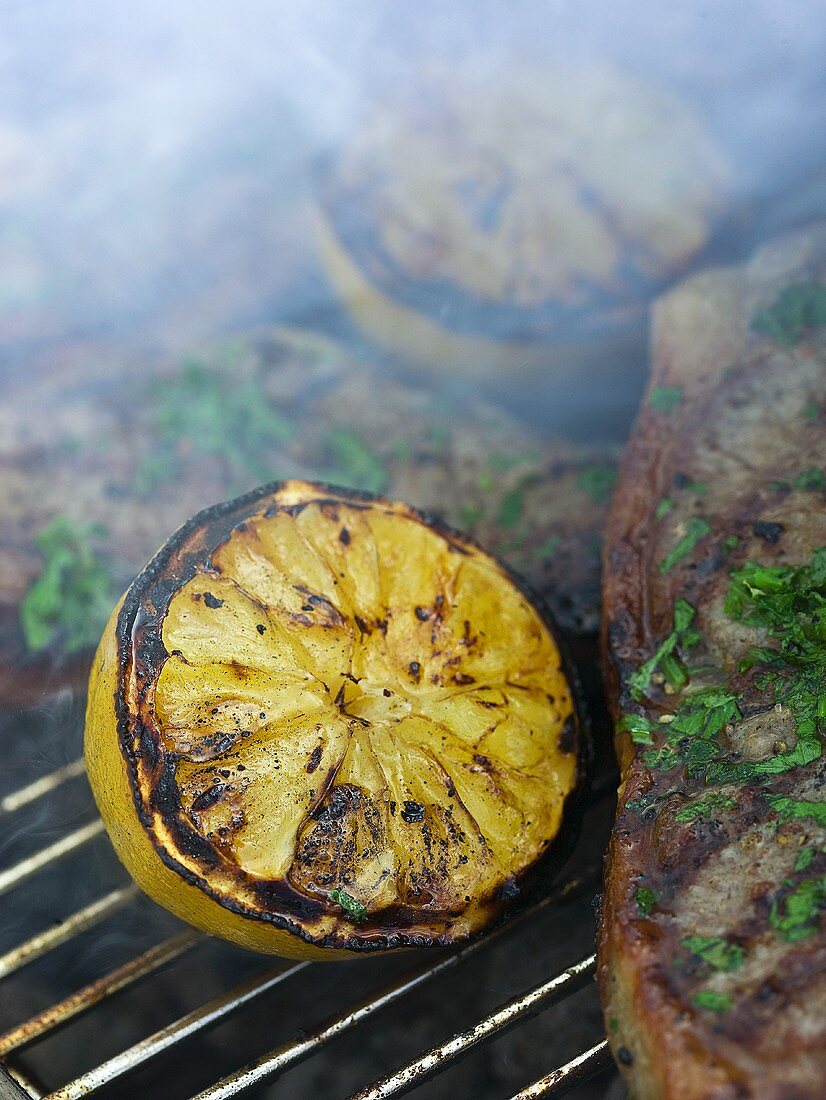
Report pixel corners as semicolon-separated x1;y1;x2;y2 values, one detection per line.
85;481;583;959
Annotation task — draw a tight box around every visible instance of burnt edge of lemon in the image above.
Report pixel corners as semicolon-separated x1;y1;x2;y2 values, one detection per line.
112;479;589;953
315;155;658;345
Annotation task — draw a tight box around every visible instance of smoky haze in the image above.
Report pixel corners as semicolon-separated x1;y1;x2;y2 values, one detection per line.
0;0;824;422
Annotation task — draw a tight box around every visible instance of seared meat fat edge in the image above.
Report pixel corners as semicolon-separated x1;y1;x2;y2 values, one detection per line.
599;224;826;1100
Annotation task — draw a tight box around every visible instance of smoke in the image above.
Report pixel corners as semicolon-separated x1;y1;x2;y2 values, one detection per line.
0;0;823;365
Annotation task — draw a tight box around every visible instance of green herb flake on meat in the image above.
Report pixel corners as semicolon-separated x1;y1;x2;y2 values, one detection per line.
635;887;659;916
660;516;712;574
769;876;826;943
692;990;733;1013
323;428;389;494
674;792;737;823
576;462;618;504
751;282;826;346
795;847;815;873
767;796;826;828
649;386;684;413
682;936;745;972
793;467;826;492
627;598;697;701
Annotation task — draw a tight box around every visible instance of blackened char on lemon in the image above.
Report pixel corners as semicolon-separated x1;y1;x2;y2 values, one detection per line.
599;225;826;1099
115;481;586;953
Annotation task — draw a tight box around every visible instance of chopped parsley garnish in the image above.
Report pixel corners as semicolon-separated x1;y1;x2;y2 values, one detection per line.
534;534;561;560
655;498;674;520
766;795;826;828
576;463;617;504
793;466;826;492
674;792;737;823
144;359;294;490
497;488;524;529
649;386;684;412
660;516;711;573
769;876;826;942
619;713;655;745
692;990;733;1012
459;503;484;529
329;888;368;924
721;535;740;556
323;428;388;494
795;847;815;873
635;887;659;916
751;281;826;346
20;516;116;654
682;936;744;972
628;598;698;701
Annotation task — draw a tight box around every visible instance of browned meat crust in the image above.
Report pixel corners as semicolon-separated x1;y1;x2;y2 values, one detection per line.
599;224;826;1099
0;327;613;704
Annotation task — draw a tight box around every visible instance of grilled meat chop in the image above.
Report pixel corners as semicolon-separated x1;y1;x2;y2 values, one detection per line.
599;224;826;1098
0;327;613;704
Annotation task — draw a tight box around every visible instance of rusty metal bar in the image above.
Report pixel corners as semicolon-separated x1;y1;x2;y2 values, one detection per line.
44;962;309;1100
0;886;138;981
189;869;600;1100
347;956;596;1100
0;930;201;1056
509;1040;613;1098
1;761;86;816
0;821;104;898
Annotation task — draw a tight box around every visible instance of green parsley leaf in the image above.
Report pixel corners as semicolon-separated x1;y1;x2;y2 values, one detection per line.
793;466;826;492
751;282;826;346
675;792;737;823
660;516;712;573
628;598;697;700
769;876;826;942
692;990;733;1012
649;386;684;412
147;359;294;490
655;498;674;520
20;517;116;655
766;795;826;828
576;463;618;504
635;887;659;916
534;534;561;560
795;847;815;873
459;503;484;529
329;888;368;924
619;713;655;745
682;936;745;972
324;428;388;494
497;489;524;529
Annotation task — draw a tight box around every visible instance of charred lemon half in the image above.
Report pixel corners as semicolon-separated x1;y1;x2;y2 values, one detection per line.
85;480;582;958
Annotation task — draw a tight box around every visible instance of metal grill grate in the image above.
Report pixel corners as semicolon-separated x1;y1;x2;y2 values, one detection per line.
0;752;617;1100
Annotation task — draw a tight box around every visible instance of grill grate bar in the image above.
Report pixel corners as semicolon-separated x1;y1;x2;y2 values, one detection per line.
348;955;596;1100
0;929;201;1056
44;962;309;1100
1;761;86;816
0;886;138;981
0;822;104;898
508;1040;613;1099
5;1063;42;1099
190;869;599;1100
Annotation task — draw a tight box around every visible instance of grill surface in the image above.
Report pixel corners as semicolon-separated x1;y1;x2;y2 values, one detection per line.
0;712;618;1100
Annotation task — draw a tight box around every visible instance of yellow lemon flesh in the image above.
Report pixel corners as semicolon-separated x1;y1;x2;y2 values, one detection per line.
85;481;582;959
